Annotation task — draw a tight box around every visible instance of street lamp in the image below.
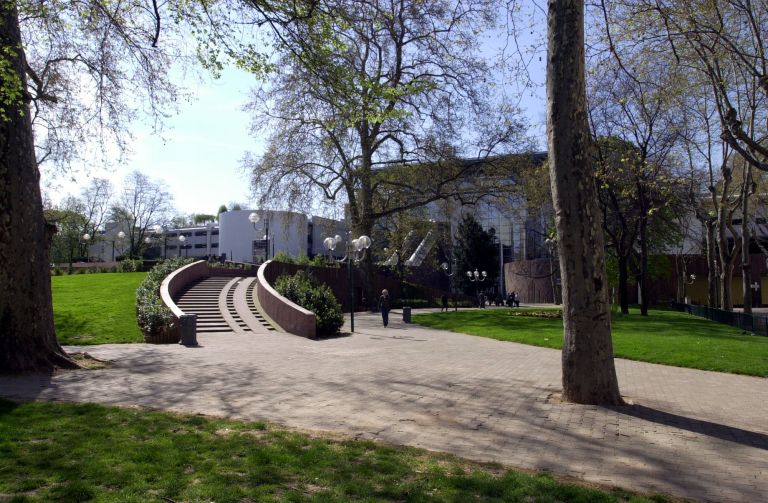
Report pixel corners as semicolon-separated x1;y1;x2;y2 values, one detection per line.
178;234;187;257
544;237;560;304
113;231;125;261
82;233;91;263
466;269;487;307
441;261;459;311
682;273;696;304
248;211;270;261
323;232;372;332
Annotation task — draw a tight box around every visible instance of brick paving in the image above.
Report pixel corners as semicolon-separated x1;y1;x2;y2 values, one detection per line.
1;310;766;502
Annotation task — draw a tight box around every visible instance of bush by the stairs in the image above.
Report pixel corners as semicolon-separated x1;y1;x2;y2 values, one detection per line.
274;270;344;336
136;257;194;343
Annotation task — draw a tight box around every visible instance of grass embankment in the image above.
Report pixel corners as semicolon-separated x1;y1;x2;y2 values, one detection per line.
52;272;146;345
0;400;669;502
413;308;768;377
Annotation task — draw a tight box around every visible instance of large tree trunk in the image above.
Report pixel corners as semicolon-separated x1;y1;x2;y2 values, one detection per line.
0;4;77;373
547;0;622;405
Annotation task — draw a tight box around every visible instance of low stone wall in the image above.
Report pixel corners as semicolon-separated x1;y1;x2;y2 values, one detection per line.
159;260;208;345
256;261;317;339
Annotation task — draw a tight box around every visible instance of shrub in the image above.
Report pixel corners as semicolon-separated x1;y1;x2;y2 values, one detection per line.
271;251;295;264
135;257;195;342
118;259;143;273
274;270;344;335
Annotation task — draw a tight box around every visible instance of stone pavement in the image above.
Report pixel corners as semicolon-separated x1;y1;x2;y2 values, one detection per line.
1;310;766;502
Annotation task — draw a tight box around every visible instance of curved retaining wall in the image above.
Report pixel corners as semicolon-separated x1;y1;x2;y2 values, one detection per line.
256;260;317;339
159;260;209;345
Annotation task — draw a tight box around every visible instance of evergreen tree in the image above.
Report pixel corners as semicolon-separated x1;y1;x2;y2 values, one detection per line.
453;214;498;297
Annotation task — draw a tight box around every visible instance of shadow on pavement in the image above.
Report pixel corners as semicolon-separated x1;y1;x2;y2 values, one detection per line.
612;403;768;450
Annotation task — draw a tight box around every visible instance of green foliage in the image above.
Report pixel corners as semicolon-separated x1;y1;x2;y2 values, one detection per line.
135;258;194;340
271;251;294;264
117;259;143;273
52;272;146;345
0;400;660;502
413;308;768;377
274;271;344;335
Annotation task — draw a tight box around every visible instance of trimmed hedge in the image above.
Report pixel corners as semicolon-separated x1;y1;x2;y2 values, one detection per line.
135;257;194;342
274;270;344;335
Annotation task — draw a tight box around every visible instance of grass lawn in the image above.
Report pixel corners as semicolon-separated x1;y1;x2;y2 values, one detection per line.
413;308;768;377
0;400;671;503
52;272;146;345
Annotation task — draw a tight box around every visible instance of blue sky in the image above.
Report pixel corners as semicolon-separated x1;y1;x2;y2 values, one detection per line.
41;19;547;218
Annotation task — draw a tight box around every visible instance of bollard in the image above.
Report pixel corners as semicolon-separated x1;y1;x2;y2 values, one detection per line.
179;314;197;346
402;306;412;323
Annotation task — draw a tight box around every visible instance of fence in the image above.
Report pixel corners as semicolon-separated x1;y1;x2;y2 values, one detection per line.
669;302;768;337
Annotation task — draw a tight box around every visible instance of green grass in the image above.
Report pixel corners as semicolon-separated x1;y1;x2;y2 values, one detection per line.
413;308;768;377
0;400;672;503
52;272;146;345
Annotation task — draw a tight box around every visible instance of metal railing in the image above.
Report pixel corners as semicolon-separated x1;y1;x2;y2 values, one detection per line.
669;302;768;337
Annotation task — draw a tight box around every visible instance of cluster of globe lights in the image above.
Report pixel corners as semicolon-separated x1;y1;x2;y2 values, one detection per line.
322;234;372;254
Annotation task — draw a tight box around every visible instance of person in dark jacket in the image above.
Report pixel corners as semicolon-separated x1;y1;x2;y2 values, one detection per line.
379;289;391;327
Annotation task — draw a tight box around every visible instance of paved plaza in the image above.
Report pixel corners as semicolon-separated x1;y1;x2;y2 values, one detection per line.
1;310;766;502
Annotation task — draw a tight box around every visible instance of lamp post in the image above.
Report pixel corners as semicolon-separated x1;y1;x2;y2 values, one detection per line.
82;233;91;262
466;268;487;307
544;237;560;304
441;260;458;311
248;211;270;261
113;231;125;261
178;234;187;257
323;232;372;332
682;273;696;304
751;280;760;308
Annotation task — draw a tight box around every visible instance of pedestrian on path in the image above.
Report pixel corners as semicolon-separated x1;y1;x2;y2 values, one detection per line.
379;289;391;327
441;293;448;312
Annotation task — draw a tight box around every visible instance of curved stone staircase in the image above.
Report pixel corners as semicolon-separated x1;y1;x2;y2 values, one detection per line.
173;276;276;334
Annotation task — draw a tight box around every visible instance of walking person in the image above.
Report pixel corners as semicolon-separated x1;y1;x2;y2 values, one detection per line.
441;293;448;312
514;291;520;308
379;289;391;327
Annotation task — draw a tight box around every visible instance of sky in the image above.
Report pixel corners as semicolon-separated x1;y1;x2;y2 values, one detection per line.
40;14;548;219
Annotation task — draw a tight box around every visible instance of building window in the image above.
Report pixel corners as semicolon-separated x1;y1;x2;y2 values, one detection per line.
166;232;178;238
195;243;206;249
211;230;219;236
195;231;207;237
167;245;178;250
211;243;218;248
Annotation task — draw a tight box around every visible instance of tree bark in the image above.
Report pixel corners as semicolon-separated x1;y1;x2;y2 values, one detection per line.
0;4;77;373
547;0;622;405
638;218;649;316
705;219;718;308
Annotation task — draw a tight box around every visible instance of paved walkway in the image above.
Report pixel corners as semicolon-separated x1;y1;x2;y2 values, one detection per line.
1;311;766;502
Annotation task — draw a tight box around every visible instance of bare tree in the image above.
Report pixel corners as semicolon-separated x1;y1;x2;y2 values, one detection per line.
111;171;174;258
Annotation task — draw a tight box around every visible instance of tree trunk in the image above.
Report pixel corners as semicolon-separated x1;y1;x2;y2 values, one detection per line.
617;254;629;314
547;0;622;405
742;223;752;314
0;4;78;373
741;174;752;313
638;219;649;316
705;219;718;308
